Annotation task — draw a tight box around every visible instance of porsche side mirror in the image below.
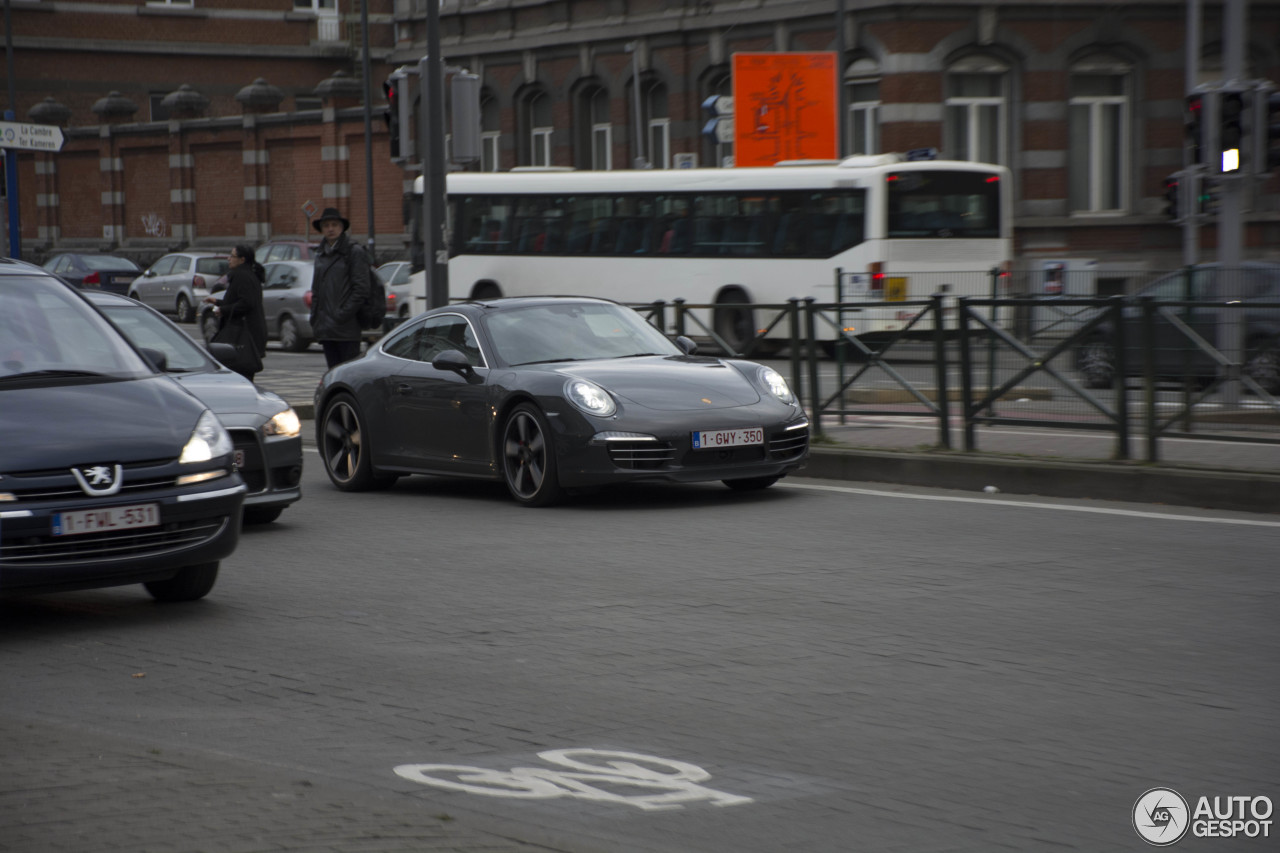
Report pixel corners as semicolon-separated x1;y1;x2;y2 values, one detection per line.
675;335;698;355
432;349;473;374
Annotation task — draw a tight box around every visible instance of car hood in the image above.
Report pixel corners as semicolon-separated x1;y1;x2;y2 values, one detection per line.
171;371;289;423
556;357;764;411
0;376;208;471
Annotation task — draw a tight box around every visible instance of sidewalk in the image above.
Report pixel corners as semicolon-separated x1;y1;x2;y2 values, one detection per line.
257;357;1280;515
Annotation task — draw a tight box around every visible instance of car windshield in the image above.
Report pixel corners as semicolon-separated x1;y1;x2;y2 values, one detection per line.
0;275;154;381
97;300;215;373
483;302;680;366
84;256;141;272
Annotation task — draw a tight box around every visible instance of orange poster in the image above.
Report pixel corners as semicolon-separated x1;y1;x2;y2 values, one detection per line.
732;52;838;167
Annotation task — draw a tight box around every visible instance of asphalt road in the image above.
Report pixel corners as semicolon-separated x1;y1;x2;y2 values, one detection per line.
3;458;1278;852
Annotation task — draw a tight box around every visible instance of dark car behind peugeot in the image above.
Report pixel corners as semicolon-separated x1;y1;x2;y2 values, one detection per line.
0;258;245;600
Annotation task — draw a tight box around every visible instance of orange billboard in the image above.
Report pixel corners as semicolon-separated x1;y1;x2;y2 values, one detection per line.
732;52;838;167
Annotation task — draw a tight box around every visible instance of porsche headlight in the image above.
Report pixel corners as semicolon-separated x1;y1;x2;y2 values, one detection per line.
758;366;795;404
264;407;301;437
565;378;617;418
179;410;234;464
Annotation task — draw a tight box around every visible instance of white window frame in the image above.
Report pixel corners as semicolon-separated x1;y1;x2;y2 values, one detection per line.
531;127;553;167
648;118;670;169
294;0;337;10
944;57;1009;165
481;132;500;172
844;59;881;157
591;124;613;171
1068;59;1131;216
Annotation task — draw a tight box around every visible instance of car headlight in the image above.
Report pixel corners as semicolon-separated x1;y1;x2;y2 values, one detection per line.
565;378;617;418
758;365;795;404
264;407;301;437
179;410;234;464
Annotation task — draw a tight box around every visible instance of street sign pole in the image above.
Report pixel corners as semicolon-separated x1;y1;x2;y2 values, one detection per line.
3;110;18;259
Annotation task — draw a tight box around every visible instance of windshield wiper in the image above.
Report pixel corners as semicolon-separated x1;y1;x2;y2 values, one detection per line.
0;369;115;383
513;357;584;366
617;352;662;358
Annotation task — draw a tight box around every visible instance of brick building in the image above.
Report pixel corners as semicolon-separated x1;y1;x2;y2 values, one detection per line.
4;0;1279;283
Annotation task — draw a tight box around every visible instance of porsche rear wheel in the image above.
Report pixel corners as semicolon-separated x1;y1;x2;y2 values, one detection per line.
319;394;397;491
501;403;563;507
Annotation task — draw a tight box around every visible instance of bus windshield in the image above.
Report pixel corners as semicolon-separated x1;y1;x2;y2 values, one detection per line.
885;170;1001;239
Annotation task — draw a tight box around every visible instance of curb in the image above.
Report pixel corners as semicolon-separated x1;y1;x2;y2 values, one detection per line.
292;414;1279;515
803;446;1280;514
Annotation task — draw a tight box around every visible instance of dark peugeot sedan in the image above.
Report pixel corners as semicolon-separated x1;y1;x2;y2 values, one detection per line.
0;259;246;600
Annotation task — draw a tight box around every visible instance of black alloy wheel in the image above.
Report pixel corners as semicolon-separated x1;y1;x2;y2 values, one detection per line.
713;290;754;356
319;394;397;491
501;403;563;507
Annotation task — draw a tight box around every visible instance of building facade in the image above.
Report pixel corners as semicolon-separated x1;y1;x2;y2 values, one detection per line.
4;0;1279;284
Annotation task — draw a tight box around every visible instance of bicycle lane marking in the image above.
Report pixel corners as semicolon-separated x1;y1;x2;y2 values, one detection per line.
395;748;754;812
781;482;1280;528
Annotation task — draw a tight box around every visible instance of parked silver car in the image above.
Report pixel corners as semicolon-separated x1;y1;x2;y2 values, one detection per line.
131;251;227;323
375;261;416;321
200;260;315;352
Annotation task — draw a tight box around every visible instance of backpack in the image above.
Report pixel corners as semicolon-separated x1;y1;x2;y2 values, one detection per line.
355;250;387;330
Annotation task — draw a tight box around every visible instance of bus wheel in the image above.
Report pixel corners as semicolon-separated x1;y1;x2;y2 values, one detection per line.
714;291;753;356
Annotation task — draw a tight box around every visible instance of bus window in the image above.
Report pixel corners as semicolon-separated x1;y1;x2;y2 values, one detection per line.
886;170;1000;238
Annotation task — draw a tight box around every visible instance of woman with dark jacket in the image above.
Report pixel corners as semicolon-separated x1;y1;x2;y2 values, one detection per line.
309;207;371;368
205;244;268;381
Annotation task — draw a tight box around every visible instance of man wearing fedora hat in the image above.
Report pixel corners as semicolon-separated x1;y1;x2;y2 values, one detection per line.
310;206;371;367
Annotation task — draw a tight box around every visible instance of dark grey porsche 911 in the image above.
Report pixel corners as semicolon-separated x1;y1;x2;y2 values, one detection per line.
314;296;809;506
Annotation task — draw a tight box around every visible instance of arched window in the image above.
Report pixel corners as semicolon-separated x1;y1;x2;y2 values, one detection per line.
944;54;1009;165
844;57;880;156
644;80;670;169
1068;53;1132;214
574;83;612;170
517;88;554;167
480;91;501;172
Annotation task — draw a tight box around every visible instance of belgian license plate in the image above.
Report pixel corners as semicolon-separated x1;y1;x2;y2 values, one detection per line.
52;503;159;537
692;427;764;450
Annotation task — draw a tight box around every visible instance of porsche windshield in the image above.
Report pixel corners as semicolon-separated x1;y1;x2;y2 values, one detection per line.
0;276;154;381
484;302;680;366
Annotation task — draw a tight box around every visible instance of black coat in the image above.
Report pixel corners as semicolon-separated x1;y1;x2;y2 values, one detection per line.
310;232;370;342
215;264;268;358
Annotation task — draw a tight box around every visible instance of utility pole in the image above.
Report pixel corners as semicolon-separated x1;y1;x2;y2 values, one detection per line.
1217;0;1247;405
359;0;376;259
421;0;449;307
1182;0;1200;268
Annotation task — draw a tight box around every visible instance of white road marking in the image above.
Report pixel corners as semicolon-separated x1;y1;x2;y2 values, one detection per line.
782;482;1280;528
395;749;752;811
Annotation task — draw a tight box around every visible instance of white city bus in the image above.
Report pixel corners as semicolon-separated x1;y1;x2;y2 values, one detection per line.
407;154;1011;349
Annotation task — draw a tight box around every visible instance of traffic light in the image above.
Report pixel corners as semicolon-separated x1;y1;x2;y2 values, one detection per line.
1219;89;1246;173
1199;175;1221;217
1185;94;1204;165
382;77;401;160
1162;174;1180;220
382;71;414;165
1264;89;1280;172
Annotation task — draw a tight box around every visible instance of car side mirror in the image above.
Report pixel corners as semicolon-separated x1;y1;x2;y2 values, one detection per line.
144;269;157;277
208;341;237;369
139;347;168;372
675;335;698;355
432;349;473;374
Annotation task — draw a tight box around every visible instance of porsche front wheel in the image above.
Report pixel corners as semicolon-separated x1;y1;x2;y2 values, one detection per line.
501;403;563;507
319;394;397;491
